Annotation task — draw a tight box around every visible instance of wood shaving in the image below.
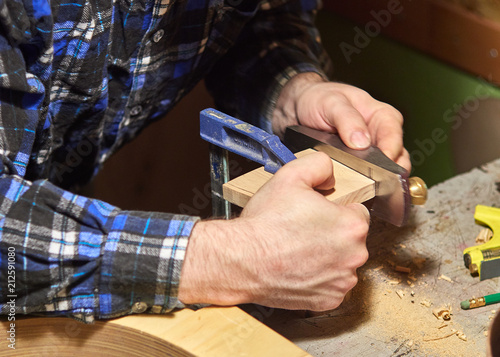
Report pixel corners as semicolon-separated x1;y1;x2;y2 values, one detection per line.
396;290;405;299
388;279;401;285
373;265;384;271
475;228;493;244
412;257;427;269
438;274;453;283
433;306;452;321
395;266;412;273
423;331;456;341
420;299;432;307
457;332;467;341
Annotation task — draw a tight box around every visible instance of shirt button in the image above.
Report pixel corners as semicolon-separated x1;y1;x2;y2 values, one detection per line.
130;105;142;116
153;29;164;43
131;301;148;313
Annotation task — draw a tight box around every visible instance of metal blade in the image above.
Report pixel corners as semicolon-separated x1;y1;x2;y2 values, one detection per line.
284;126;410;227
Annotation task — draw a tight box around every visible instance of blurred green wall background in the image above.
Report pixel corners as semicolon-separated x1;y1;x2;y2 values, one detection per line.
317;10;500;187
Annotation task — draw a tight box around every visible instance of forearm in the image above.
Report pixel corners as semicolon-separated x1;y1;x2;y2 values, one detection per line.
178;219;258;306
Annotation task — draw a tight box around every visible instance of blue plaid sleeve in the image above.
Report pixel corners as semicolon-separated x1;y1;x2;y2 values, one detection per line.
0;0;199;323
205;0;332;133
0;178;198;323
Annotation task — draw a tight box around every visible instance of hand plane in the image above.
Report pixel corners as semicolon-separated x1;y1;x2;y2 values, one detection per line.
463;205;500;280
200;108;427;226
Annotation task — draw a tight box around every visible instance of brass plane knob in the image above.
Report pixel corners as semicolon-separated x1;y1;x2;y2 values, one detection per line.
409;177;427;205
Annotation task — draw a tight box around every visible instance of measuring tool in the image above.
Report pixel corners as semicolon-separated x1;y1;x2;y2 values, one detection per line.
463;205;500;280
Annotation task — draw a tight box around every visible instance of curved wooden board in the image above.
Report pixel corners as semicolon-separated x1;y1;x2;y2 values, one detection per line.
0;306;310;356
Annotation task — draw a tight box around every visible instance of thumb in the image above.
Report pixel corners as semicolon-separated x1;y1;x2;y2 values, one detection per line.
279;151;335;191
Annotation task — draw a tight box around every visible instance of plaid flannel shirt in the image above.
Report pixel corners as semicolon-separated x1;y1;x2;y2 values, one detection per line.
0;0;330;322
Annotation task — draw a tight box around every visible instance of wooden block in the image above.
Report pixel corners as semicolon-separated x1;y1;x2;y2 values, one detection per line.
223;149;375;208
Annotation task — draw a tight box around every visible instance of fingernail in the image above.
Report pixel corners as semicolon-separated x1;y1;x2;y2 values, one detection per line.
350;131;371;149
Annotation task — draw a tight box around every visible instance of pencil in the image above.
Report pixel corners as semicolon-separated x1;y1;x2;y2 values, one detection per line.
460;293;500;310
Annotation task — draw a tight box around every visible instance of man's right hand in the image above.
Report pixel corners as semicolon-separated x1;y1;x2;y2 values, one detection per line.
178;152;370;312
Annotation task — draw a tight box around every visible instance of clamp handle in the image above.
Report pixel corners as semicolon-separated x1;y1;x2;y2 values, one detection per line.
200;109;296;173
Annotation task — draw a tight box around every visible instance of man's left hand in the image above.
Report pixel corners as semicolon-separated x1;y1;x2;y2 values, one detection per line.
272;73;411;171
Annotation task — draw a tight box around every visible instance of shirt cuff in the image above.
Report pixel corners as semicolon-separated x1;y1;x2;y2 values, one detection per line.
96;212;200;321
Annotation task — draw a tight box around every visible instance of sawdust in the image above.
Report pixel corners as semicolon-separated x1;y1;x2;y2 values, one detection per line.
353;269;482;357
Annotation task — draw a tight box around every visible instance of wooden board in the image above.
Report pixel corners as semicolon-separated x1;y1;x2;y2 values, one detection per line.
223;149;375;208
0;306;311;356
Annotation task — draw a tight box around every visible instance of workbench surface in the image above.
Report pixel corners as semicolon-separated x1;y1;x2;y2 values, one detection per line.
258;160;500;356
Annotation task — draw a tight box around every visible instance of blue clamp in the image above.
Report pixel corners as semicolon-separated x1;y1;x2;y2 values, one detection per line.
200;108;296;173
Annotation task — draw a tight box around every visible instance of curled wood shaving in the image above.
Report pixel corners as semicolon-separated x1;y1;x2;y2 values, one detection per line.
432;306;452;321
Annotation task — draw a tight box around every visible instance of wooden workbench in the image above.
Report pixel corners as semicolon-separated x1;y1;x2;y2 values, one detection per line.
3;160;500;356
253;159;500;356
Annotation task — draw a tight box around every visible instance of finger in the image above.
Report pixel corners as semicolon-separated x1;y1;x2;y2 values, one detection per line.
281;151;335;191
322;96;372;150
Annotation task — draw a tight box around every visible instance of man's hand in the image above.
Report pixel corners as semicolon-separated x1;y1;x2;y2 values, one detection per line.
178;152;369;311
272;73;411;171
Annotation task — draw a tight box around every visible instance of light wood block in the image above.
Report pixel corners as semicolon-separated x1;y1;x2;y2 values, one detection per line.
223;149;375;208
